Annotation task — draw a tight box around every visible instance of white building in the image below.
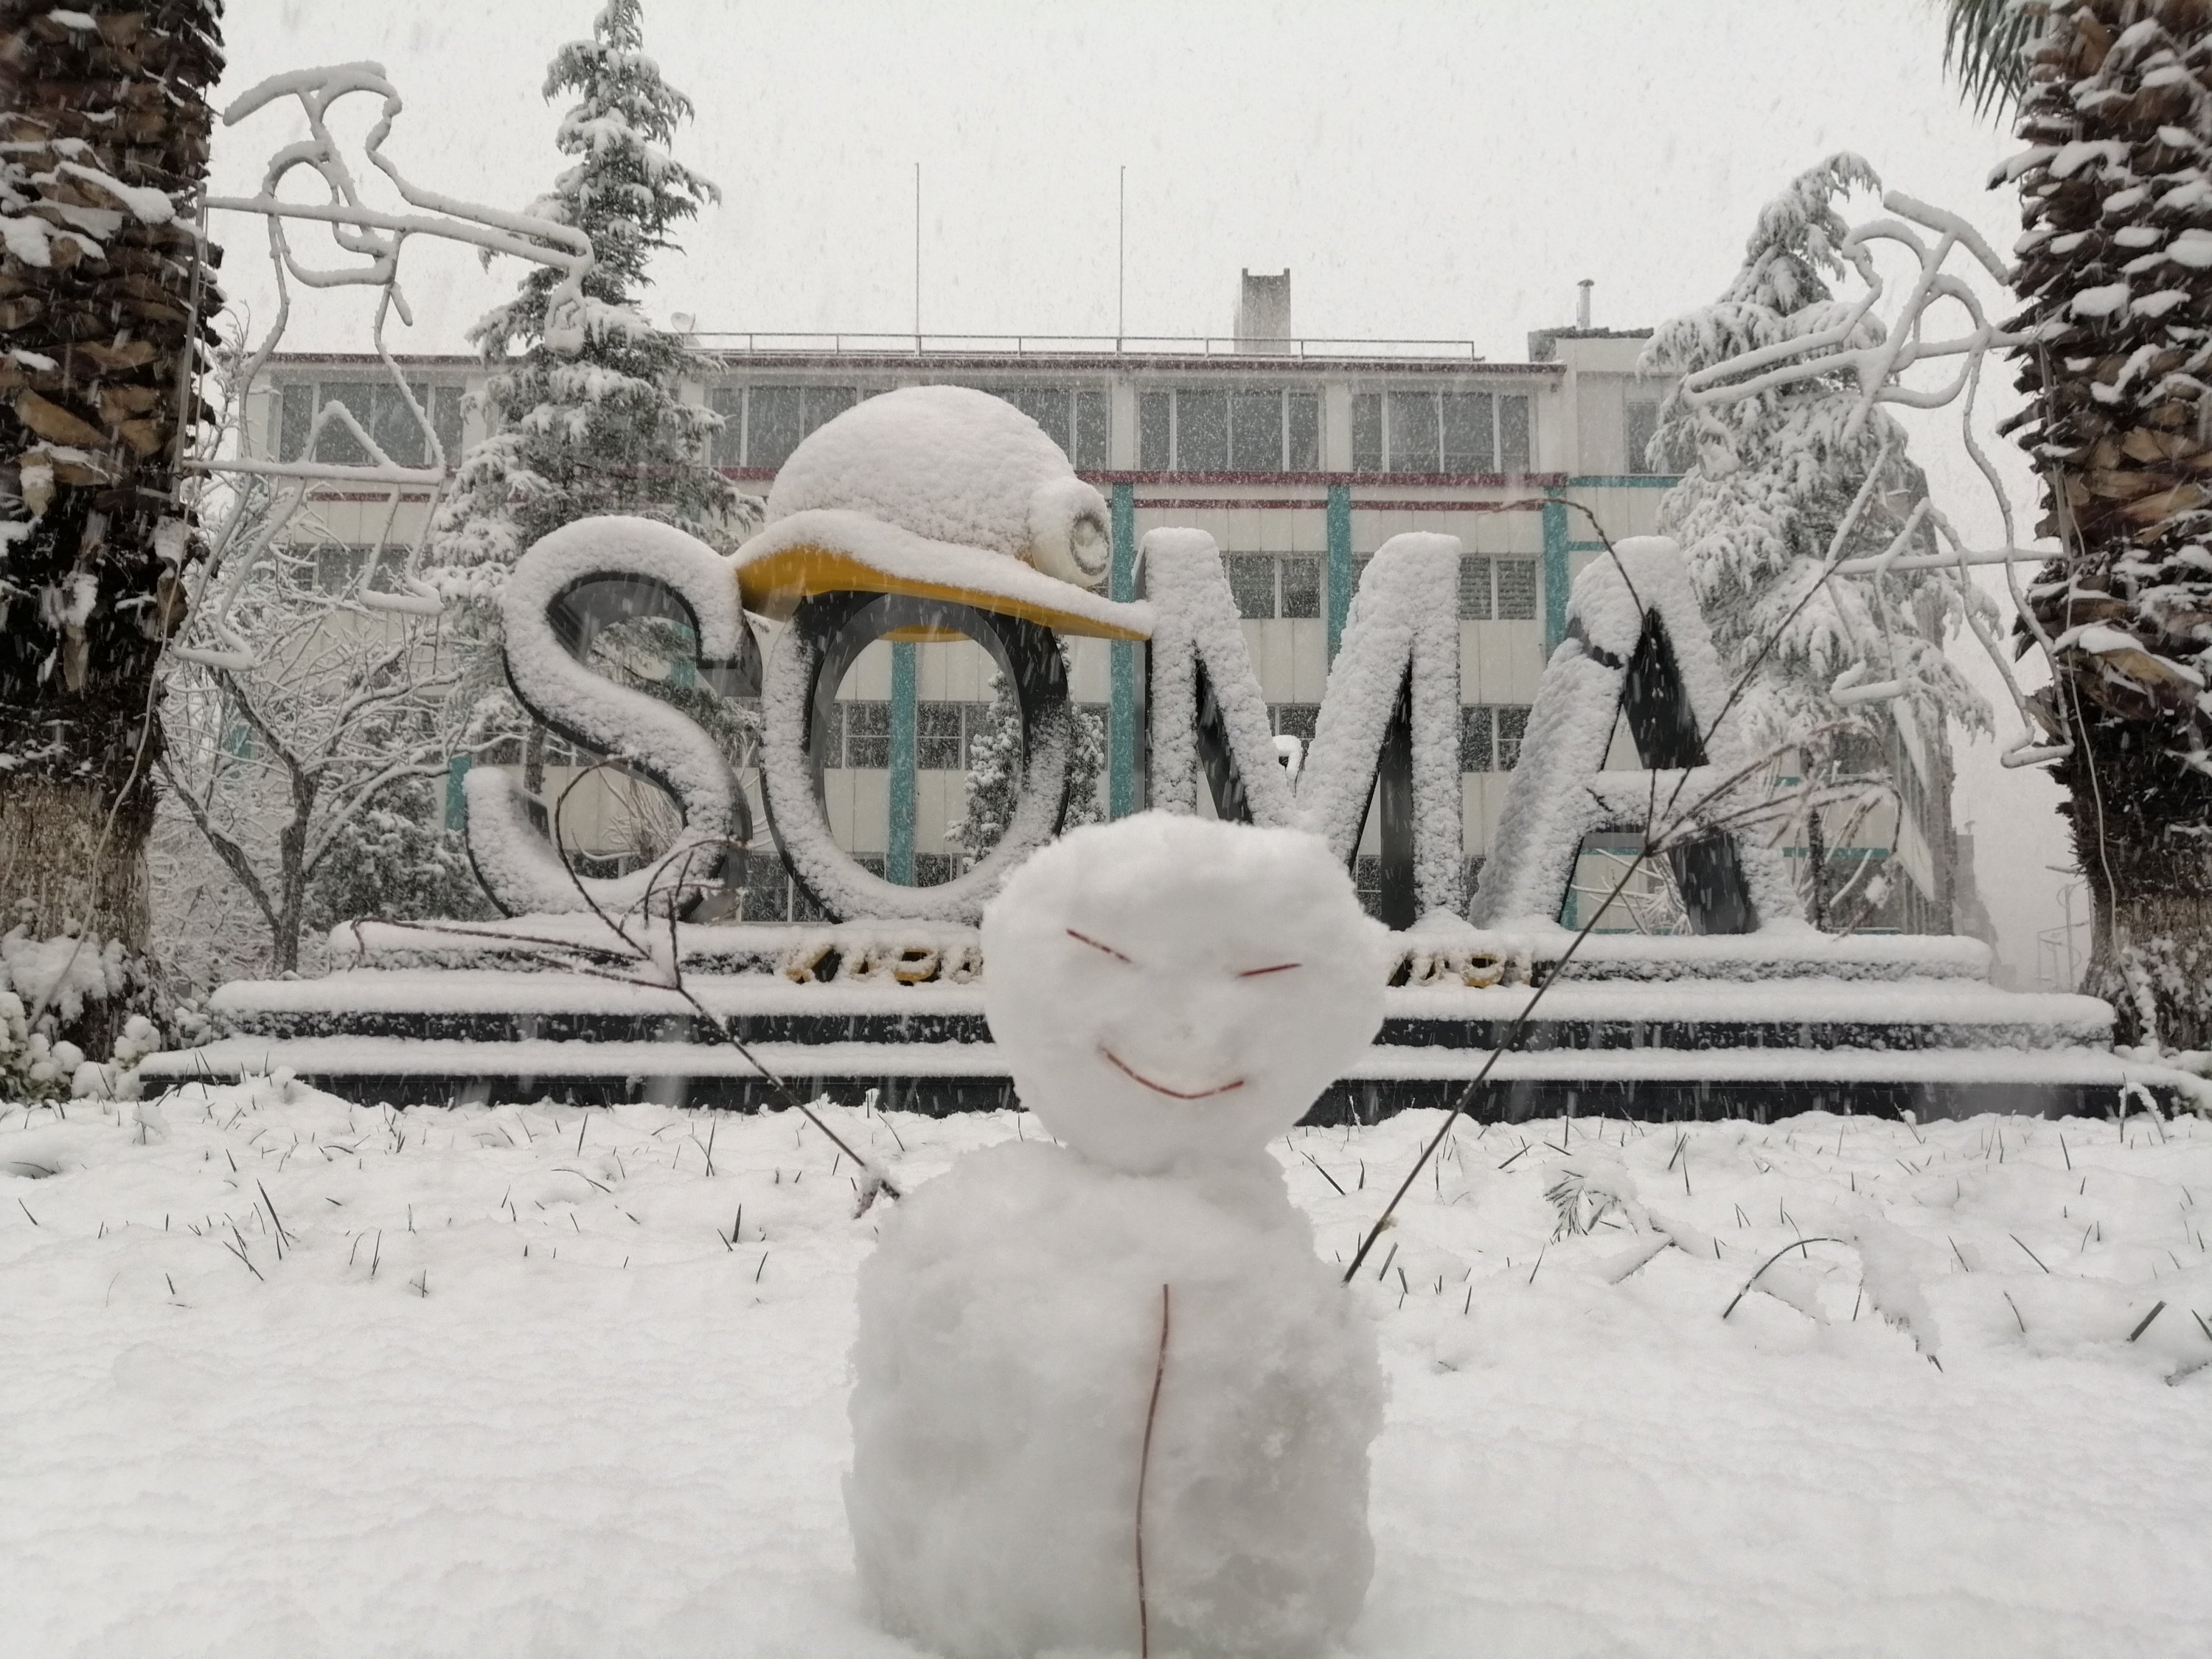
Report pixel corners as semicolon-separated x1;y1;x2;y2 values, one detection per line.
249;275;1958;933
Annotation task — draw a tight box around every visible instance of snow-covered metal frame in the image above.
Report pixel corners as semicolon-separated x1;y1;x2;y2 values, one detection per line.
1676;190;2071;771
176;62;594;667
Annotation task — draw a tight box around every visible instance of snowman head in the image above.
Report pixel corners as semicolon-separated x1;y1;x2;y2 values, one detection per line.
981;813;1389;1175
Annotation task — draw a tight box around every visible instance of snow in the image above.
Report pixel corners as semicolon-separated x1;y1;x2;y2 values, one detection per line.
5;1087;2209;1658
854;814;1387;1655
981;814;1388;1174
469;515;748;919
2073;283;2132;319
1140;529;1298;824
1297;534;1464;919
1;928;128;1028
851;1142;1380;1659
761;386;1113;587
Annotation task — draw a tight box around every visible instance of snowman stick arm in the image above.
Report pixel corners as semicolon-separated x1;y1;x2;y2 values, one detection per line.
532;779;904;1203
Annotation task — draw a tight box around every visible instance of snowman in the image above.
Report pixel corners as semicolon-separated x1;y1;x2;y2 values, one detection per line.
846;813;1389;1659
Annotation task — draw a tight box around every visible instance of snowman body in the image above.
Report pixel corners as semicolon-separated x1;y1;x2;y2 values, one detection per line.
846;814;1389;1659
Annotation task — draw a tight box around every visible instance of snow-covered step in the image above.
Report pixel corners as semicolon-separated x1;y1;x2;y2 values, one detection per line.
205;970;2110;1053
142;1032;2146;1123
324;917;2005;984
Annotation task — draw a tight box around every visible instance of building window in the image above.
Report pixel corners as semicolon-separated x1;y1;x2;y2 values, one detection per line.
1624;399;1660;475
1495;557;1539;620
913;852;959;887
841;700;890;769
1352;394;1382;473
739;385;857;470
313;543;369;594
1225;554;1278;619
277;380;463;467
1497;705;1529;769
1461;703;1532;771
1138;386;1321;473
1354;855;1382;914
1457;555;1493;620
1272;703;1319;742
917;702;964;771
1220;554;1324;620
1460;705;1494;773
994;384;1110;469
1442;392;1494;474
1138;390;1172;469
1385;390;1440;474
1352;389;1533;475
708;386;742;467
1287;393;1321;469
1499;394;1531;473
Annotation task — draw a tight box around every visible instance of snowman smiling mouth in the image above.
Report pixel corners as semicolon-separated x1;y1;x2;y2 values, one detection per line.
1098;1046;1246;1100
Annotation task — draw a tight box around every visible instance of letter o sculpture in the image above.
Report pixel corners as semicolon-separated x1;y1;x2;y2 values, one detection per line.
759;589;1073;924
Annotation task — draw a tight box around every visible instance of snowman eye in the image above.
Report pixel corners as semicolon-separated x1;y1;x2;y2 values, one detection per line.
1065;928;1132;963
1238;962;1302;978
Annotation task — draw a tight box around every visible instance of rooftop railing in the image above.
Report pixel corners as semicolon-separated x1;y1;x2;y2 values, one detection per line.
685;331;1492;361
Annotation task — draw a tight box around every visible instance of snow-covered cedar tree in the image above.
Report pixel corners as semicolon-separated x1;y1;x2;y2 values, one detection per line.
304;779;492;939
1642;153;1992;928
425;0;759;814
950;654;1105;868
429;0;754;589
0;1;224;1065
1944;0;2212;1051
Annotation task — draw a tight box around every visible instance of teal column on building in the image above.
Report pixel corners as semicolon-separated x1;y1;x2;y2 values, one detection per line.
1541;489;1571;654
888;639;917;883
1325;484;1353;661
444;754;471;830
1108;481;1140;817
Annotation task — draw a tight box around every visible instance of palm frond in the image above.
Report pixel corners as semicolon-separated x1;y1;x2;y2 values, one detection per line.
1941;0;2040;117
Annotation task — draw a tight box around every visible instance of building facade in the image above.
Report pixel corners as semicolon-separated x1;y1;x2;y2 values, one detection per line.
248;297;1958;933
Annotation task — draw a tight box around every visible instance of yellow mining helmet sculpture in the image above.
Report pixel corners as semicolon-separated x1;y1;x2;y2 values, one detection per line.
731;385;1152;643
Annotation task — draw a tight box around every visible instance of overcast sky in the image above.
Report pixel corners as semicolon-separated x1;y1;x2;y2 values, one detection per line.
205;0;2086;984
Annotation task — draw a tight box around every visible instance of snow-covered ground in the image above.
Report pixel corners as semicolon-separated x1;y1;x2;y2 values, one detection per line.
4;1085;2209;1658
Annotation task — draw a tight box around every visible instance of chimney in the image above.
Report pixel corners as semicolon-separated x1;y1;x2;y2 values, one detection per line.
1235;268;1293;352
1576;279;1593;331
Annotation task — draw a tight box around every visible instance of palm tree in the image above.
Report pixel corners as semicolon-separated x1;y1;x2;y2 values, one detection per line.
0;1;223;1060
1944;0;2212;1051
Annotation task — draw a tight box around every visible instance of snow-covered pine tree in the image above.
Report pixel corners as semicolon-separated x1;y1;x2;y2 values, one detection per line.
1642;153;1992;926
949;659;1105;869
429;0;753;589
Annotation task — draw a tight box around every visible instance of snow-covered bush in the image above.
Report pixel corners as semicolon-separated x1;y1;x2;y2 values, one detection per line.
305;782;494;937
0;928;150;1100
